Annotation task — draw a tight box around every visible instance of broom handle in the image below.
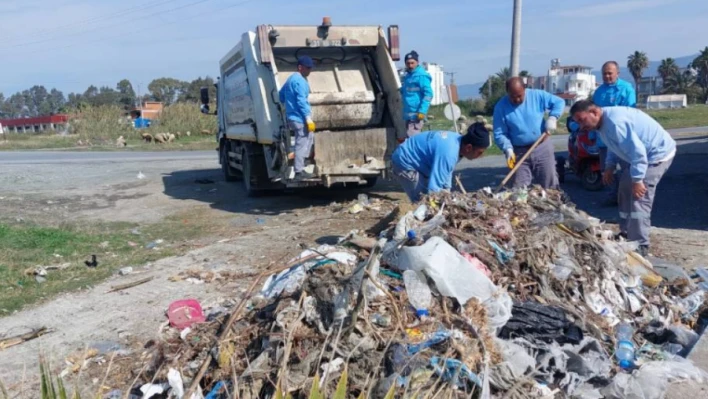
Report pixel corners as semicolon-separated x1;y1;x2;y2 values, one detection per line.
495;132;550;192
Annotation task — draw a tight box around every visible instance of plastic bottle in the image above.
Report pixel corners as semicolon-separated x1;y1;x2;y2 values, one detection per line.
402;270;431;317
406;213;445;242
615;323;635;369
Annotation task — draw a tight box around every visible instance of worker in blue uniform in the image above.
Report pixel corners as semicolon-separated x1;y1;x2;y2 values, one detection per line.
400;51;434;138
391;122;490;202
571;100;676;256
493;77;566;189
279;56;316;179
592;61;637;205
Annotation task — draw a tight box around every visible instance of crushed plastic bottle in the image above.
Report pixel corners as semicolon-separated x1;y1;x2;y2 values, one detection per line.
402;270;431;317
406;212;445;241
615;323;635;369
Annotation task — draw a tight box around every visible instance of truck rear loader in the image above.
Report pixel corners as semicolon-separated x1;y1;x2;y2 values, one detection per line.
201;18;405;196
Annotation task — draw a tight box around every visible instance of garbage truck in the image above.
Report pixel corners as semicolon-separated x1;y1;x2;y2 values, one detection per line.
200;18;405;196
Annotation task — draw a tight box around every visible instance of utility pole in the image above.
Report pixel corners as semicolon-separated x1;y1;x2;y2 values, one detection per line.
510;0;522;77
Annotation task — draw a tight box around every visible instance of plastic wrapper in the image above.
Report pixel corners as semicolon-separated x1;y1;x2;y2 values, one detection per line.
397;236;498;304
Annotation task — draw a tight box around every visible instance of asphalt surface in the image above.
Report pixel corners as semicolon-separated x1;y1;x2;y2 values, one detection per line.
2;128;707;231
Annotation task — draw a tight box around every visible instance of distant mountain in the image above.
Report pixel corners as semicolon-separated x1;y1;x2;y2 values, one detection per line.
592;54;696;83
456;82;484;100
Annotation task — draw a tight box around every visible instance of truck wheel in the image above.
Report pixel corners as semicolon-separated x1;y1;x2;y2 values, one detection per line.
241;146;263;197
363;177;378;188
581;167;603;191
221;141;242;182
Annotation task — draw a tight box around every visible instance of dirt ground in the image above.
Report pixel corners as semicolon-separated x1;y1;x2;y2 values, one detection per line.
1;143;707;396
0;151;404;395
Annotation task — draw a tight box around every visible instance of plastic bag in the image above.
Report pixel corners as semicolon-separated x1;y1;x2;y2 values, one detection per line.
489;339;535;390
484;291;513;332
397;237;498;304
491;218;513;240
601;358;708;399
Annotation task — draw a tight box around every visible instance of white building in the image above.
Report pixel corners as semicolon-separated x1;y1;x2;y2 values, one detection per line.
399;62;447;105
545;59;597;106
422;62;446;105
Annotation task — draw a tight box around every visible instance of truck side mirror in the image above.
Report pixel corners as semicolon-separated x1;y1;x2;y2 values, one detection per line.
200;87;210;105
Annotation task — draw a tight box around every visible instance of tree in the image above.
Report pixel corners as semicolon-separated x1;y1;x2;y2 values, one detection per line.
148;77;187;105
180;76;215;103
496;67;512;81
692;47;708;103
47;89;66;114
116;79;136;109
662;69;698;102
627;51;649;103
658;58;679;81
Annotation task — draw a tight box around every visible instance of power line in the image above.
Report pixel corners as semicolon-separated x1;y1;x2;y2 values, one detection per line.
1;0;218;50
1;0;175;44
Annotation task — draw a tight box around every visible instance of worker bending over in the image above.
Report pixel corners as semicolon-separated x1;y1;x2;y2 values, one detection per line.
493;77;565;189
593;61;637;205
391;122;490;202
279;56;316;179
400;50;433;138
570;100;676;256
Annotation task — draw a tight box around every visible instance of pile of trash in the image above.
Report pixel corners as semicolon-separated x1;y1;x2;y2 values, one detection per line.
126;187;708;399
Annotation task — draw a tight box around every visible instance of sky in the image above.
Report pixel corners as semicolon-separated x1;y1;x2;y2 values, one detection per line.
1;0;707;95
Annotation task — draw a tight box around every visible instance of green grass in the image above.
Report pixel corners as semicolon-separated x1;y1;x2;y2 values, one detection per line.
0;211;217;314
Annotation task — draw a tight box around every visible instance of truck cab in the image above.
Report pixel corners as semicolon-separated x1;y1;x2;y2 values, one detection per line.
201;18;404;196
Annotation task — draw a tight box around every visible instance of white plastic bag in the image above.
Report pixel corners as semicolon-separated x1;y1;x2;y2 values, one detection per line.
397;236;497;304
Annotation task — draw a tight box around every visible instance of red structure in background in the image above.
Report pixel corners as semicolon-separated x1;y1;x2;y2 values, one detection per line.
0;114;69;133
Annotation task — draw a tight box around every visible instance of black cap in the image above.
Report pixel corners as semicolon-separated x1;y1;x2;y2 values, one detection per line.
462;122;491;148
404;50;419;62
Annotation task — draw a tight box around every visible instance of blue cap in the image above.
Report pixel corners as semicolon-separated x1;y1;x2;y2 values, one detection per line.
416;309;429;317
297;56;314;68
407;230;416;240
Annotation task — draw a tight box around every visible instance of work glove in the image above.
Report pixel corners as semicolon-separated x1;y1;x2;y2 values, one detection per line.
417;113;426;121
505;149;516;169
546;116;558;132
306;117;316;133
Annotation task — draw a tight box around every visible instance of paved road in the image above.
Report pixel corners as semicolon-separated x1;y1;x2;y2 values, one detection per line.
0;150;215;164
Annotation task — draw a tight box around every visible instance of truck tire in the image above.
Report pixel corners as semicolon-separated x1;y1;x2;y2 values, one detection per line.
220;141;242;182
363;177;378;188
241;144;269;197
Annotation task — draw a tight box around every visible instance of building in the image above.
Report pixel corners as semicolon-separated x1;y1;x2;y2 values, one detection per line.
545;59;597;106
422;62;446;105
129;101;163;120
398;62;448;105
636;76;662;103
0;114;69;134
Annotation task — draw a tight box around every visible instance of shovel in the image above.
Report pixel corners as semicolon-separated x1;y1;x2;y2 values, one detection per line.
495;132;551;192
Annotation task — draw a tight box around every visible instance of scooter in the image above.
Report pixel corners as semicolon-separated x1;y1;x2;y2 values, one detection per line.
556;122;603;191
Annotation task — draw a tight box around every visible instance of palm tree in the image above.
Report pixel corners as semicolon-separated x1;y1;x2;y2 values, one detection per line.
662;69;696;95
627;51;649;103
496;67;512;81
658;58;679;81
693;47;708;103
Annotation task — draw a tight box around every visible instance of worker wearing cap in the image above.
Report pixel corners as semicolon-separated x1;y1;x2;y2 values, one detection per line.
493;77;565;189
391;122;491;202
592;61;637;206
279;56;316;179
400;51;434;138
570;100;675;256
